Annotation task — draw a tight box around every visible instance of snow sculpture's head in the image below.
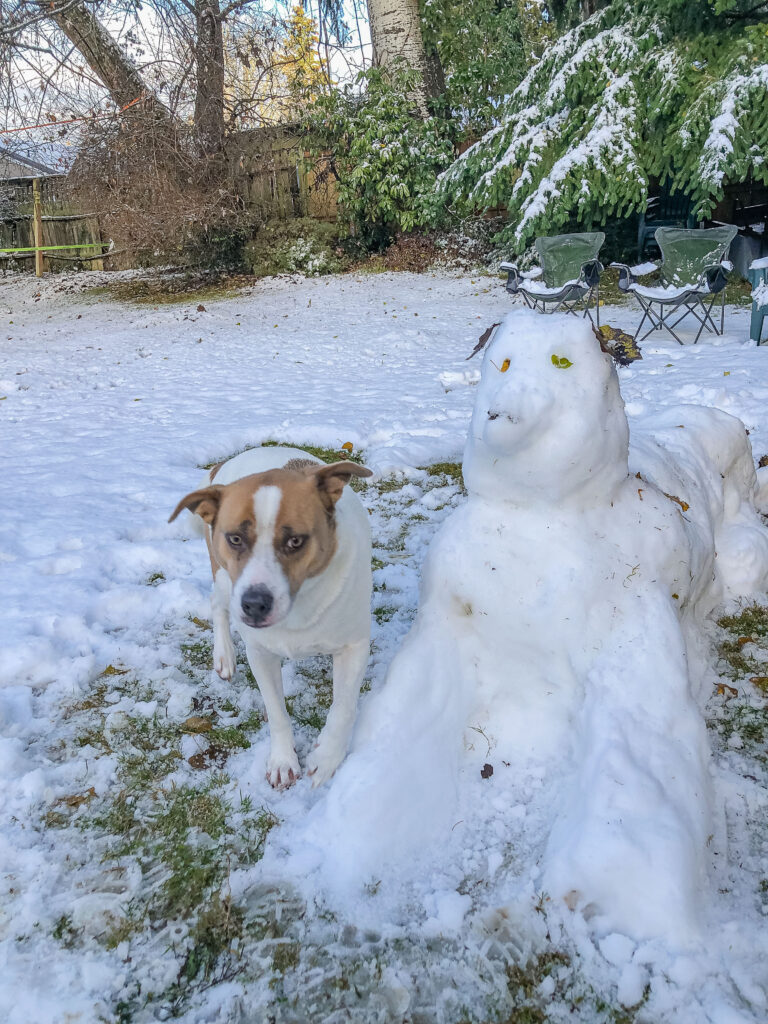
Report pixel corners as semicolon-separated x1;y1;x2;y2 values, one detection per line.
463;312;630;505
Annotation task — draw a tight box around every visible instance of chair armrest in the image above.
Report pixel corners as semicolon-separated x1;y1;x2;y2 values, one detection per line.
614;263;636;293
502;264;522;294
581;258;603;289
699;263;730;294
748;258;768;290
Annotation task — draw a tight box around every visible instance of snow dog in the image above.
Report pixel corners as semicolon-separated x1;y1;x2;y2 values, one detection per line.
170;447;373;790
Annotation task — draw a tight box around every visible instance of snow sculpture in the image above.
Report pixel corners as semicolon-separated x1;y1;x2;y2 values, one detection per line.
298;312;768;945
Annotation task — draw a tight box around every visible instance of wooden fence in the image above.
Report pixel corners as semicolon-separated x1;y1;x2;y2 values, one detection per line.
226;126;338;223
0;175;105;274
1;130;339;274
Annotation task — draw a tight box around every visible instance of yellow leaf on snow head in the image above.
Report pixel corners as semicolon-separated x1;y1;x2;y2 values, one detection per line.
341;441;354;452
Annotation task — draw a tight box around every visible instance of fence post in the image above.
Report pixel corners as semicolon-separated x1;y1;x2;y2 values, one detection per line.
33;178;44;278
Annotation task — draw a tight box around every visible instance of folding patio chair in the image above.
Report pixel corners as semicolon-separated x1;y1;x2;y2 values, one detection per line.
501;231;605;327
617;225;737;345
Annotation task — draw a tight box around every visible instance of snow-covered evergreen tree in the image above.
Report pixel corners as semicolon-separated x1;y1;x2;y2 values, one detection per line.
439;0;768;252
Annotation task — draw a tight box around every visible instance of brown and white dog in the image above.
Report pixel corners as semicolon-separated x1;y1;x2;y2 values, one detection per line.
170;447;373;789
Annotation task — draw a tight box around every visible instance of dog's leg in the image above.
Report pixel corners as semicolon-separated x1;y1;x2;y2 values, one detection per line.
245;643;300;790
307;638;369;787
212;568;237;681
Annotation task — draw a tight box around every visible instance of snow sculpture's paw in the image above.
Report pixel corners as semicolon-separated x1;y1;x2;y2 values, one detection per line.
213;636;236;681
306;737;345;788
266;747;300;790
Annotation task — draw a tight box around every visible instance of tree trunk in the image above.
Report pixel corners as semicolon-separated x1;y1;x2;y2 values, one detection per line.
194;0;226;157
367;0;444;117
42;0;170;122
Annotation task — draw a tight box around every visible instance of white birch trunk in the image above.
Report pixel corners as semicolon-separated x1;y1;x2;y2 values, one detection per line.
367;0;443;117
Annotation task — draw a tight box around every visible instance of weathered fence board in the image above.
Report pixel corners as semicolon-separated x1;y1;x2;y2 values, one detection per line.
226;127;337;223
0;175;104;271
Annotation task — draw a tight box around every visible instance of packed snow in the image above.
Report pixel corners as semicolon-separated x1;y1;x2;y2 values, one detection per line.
1;269;768;1024
285;314;768;951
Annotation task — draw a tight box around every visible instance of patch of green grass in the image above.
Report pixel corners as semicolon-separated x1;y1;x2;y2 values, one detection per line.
712;703;768;747
65;682;109;716
463;946;644;1024
90;278;244;306
201;440;365;472
375;476;406;493
374;604;397;625
272;940;302;974
52;914;78;946
92;777;278;935
206;725;251;751
422;461;464;484
180;637;214;671
718;604;768;638
103;912;143;951
716;604;768;682
146;571;165;586
74;726;111;752
717;639;760;680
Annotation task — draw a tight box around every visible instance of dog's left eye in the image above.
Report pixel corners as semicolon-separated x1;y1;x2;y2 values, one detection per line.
285;535;305;552
226;533;244;549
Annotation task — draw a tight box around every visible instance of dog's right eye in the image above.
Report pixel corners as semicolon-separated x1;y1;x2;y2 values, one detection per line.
226;533;243;549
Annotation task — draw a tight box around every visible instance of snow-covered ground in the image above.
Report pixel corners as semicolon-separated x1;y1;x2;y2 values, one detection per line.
1;269;768;1023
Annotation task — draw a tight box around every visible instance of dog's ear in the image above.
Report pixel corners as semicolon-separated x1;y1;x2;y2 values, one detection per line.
168;486;223;525
310;461;373;506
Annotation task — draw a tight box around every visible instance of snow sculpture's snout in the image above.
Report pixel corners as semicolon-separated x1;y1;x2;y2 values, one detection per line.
483;378;556;451
463;312;630;505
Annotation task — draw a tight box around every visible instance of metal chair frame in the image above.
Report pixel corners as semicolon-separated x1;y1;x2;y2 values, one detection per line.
617;226;736;345
630;286;726;345
515;279;601;326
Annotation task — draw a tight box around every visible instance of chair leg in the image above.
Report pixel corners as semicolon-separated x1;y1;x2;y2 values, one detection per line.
751;306;766;344
655;303;685;345
693;294;721;343
637;299;685;344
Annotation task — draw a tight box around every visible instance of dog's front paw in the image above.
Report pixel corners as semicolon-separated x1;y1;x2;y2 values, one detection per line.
306;739;345;788
213;637;236;681
266;748;300;790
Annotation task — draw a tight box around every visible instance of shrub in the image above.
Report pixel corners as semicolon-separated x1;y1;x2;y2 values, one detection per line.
303;63;455;248
243;218;350;277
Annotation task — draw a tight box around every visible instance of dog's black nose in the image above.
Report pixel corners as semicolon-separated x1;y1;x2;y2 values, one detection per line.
241;585;274;625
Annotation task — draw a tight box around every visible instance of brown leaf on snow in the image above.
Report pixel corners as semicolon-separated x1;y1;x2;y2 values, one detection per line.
56;787;97;809
716;683;738;698
466;323;500;360
197;304;206;312
480;763;494;779
188;746;228;770
663;492;690;513
182;716;213;733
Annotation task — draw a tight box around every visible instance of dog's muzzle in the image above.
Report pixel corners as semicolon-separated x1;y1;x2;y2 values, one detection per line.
241;585;275;628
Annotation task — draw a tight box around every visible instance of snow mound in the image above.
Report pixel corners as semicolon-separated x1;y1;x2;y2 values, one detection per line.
283;312;768;947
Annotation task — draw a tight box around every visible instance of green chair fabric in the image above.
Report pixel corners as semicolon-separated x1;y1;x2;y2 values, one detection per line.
656;226;737;287
535;232;606;289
